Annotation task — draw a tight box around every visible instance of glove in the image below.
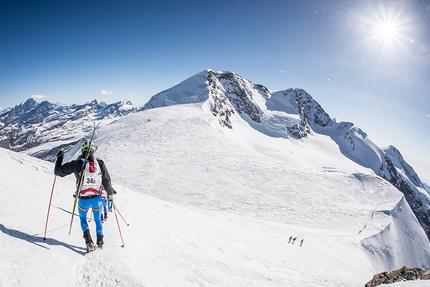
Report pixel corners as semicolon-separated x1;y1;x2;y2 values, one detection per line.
57;149;64;158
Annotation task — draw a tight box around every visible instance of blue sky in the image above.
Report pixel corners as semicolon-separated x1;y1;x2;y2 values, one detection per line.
1;0;429;183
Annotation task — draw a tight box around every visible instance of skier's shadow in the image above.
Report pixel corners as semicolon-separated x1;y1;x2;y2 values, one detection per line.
54;205;75;215
0;223;86;255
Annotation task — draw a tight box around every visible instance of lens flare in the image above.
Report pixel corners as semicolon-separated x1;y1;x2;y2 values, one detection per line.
376;21;398;40
352;1;416;66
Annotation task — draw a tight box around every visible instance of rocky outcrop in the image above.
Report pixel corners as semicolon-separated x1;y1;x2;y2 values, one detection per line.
206;71;333;139
293;88;331;128
272;88;331;138
215;71;263;124
365;266;430;287
207;71;235;129
379;147;430;241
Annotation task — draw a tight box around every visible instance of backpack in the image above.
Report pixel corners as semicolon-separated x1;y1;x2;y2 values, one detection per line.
79;159;103;197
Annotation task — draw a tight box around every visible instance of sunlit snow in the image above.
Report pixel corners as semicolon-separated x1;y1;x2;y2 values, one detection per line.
1;102;429;286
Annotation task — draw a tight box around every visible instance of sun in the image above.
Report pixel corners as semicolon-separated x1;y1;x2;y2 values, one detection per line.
376;21;398;40
360;1;412;59
371;10;404;49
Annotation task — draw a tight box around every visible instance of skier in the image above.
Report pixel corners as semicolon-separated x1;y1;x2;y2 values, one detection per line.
300;239;304;246
292;237;297;244
108;194;113;212
101;187;109;222
55;139;116;252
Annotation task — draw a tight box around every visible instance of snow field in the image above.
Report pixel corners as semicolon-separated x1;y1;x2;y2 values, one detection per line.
1;102;429;286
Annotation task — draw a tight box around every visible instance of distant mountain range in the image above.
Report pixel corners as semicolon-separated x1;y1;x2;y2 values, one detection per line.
1;69;429;242
0;98;141;159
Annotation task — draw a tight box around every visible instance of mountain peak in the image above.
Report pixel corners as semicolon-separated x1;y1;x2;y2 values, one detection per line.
24;97;38;105
141;69;430;242
144;69;330;139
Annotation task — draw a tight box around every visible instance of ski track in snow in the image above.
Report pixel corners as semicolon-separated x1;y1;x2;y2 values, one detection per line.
77;248;137;287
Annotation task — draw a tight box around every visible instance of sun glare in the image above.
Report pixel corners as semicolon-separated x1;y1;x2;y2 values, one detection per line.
360;1;413;60
376;21;398;40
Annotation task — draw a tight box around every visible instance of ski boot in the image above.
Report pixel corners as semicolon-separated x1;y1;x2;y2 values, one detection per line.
96;234;104;250
83;229;94;253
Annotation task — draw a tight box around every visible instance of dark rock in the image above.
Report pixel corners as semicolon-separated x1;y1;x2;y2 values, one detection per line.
365;266;427;287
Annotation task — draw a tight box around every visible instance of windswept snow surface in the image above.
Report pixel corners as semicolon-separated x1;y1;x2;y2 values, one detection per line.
1;103;429;286
144;70;209;108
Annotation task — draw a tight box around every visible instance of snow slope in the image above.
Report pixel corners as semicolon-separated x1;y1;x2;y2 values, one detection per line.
1;102;429;286
144;69;430;243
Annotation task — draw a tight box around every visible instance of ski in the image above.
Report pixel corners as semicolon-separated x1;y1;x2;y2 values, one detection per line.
68;121;101;235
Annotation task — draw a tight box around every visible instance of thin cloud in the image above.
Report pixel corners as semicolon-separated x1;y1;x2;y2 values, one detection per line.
100;90;113;95
31;94;46;99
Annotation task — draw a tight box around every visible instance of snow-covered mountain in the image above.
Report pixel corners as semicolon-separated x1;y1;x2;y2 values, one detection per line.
0;98;141;160
144;69;430;242
1;69;430;286
1;102;429;286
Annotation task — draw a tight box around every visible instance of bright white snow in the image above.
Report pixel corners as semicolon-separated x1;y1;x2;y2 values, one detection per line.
1;102;429;286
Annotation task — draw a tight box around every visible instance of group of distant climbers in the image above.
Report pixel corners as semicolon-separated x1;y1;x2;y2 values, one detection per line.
288;236;304;246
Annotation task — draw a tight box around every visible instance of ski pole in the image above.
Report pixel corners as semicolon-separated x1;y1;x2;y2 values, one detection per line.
69;162;85;235
113;203;125;248
112;203;130;226
69;194;80;235
43;175;57;240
